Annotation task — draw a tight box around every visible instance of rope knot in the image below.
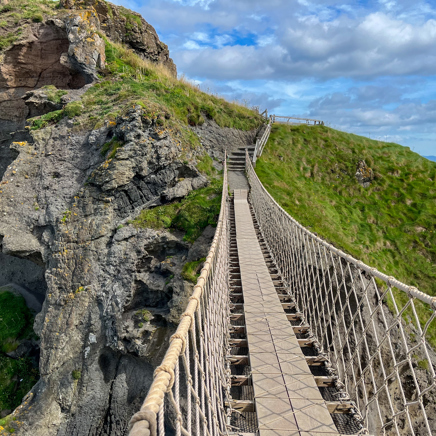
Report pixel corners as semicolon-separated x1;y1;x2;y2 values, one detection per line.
170;332;187;353
189;294;201;309
154;365;175;392
387;276;397;286
408;285;419;296
180;311;195;331
128;410;157;436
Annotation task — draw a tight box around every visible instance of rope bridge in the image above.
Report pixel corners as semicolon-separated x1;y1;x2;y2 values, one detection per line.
129;121;436;436
246;155;436;435
129;158;230;436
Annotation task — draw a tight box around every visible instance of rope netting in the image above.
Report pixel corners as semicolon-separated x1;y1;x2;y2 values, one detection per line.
246;153;436;435
129;159;230;436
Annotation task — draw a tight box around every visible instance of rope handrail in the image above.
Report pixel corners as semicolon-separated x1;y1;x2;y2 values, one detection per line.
129;156;230;436
253;116;273;164
245;151;436;435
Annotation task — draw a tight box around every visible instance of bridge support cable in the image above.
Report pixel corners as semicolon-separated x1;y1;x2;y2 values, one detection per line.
245;151;436;436
129;157;231;436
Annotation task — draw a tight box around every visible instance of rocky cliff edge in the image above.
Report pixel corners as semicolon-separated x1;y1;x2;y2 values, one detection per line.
0;1;261;434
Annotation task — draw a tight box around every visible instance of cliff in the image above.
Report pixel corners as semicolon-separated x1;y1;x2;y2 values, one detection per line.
0;1;261;434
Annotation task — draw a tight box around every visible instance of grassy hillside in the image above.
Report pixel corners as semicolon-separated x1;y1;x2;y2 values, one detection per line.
256;124;436;298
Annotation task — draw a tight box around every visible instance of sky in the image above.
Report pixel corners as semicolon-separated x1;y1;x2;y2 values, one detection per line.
111;0;436;156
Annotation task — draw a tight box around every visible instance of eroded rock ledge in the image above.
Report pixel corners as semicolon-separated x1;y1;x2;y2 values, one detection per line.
0;0;176;179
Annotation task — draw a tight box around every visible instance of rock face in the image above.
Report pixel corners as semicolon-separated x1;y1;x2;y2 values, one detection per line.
59;0;177;77
0;0;176;180
0;14;104;178
0;103;256;434
0;3;257;433
355;159;374;187
193;118;259;161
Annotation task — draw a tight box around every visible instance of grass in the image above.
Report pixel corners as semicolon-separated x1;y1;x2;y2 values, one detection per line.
135;309;151;322
100;137;124;159
132;177;222;243
256;124;436;346
28;101;84;130
77;38;261;134
0;0;58;29
0;289;39;413
196;153;216;178
0;290;35;353
182;258;206;283
0;32;19;51
40;85;67;104
28;110;64;130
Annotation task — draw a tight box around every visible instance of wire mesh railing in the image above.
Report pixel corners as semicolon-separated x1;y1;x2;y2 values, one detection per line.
246;154;436;436
129;158;230;436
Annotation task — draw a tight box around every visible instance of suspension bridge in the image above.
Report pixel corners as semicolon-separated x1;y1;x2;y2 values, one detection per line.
128;117;436;436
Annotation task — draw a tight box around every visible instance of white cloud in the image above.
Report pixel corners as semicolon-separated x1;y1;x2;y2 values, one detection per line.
111;0;436;154
191;31;210;42
183;40;202;49
257;34;275;47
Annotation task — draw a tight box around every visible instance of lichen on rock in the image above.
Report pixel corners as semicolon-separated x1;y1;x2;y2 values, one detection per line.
355;159;374;188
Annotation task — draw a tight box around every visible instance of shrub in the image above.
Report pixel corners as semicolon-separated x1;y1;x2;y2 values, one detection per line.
187;113;204;126
42;85;67;104
0;32;18;51
64;101;83;118
182;258;206;283
32;13;43;22
0;5;13;13
29;109;64;130
71;370;81;380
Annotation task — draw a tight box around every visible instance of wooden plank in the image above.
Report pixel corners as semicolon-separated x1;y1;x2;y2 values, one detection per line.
286;313;304;321
230;313;244;322
229;339;248;348
225;400;254;413
231;375;250;386
227;355;249;365
326;401;355;414
305;356;328;366
298;338;315;347
293;325;310;334
229;325;245;334
314;376;336;387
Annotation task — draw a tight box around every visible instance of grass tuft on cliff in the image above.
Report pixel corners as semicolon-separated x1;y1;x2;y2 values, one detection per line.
182;258;206;283
77;38;261;135
132;177;222;243
0;0;58;31
71;35;262;136
257;124;436;344
0;289;39;414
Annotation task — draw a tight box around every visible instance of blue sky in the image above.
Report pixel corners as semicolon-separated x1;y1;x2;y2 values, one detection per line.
111;0;436;156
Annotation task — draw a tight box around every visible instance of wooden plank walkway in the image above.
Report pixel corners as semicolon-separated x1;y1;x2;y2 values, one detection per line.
234;189;337;436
